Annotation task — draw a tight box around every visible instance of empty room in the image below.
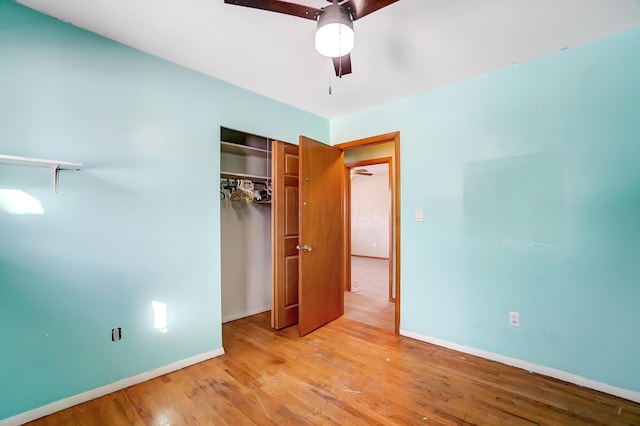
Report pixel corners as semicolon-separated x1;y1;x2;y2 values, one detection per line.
1;0;640;424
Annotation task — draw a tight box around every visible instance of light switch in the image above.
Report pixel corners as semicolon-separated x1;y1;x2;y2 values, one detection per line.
415;208;424;222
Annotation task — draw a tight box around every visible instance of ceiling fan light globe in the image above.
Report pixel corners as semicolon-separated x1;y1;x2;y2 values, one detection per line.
315;4;354;57
315;23;354;57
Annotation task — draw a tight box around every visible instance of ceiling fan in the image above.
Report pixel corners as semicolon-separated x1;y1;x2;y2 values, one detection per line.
224;0;399;77
351;168;373;176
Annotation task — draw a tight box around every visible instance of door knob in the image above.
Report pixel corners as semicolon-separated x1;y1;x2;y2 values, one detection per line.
296;244;313;252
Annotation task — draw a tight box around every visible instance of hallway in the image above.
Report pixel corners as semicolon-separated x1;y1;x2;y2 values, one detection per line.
344;256;395;331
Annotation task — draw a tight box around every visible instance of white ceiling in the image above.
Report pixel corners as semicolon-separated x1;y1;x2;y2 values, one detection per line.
17;0;640;119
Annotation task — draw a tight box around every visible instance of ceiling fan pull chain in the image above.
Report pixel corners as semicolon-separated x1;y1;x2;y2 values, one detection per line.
329;67;332;95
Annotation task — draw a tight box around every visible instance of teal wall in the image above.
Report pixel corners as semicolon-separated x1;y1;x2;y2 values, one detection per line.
332;28;640;392
2;0;639;419
0;0;327;420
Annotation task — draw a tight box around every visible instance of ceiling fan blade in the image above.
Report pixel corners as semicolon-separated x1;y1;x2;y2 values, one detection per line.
352;170;373;176
332;53;352;77
342;0;398;21
224;0;321;21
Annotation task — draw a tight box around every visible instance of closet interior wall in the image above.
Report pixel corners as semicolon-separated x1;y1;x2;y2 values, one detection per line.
220;127;272;323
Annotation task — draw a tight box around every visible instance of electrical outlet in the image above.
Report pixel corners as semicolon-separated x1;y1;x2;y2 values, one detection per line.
112;327;122;341
509;312;520;327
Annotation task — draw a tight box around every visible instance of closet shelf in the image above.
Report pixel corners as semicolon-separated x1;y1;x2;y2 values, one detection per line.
0;154;82;192
221;171;270;181
221;141;269;157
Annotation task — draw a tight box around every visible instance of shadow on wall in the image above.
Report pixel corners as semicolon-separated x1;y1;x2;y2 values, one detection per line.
464;151;564;244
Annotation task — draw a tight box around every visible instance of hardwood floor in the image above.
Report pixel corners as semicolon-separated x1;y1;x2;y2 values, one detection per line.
28;312;640;425
344;256;395;331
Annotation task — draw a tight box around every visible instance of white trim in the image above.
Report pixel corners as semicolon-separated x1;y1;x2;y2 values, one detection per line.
0;347;225;426
400;329;640;404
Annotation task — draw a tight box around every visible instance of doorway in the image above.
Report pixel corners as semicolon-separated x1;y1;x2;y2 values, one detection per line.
344;161;394;330
336;131;401;334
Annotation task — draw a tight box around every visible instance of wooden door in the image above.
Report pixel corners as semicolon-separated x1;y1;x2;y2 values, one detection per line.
271;141;300;329
298;136;344;336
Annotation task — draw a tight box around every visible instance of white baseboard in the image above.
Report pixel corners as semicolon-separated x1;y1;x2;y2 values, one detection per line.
399;329;640;404
222;306;270;323
0;347;225;426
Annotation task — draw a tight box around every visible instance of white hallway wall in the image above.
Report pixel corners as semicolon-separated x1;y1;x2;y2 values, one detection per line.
351;164;390;258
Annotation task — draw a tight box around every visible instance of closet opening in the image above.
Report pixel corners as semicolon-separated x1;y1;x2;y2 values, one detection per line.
220;127;273;323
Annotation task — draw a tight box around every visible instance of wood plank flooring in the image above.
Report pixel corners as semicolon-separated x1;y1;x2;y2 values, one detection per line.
344;256;395;331
28;312;640;425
